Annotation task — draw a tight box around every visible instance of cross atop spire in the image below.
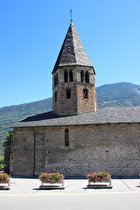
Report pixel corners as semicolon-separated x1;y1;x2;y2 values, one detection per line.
70;9;72;23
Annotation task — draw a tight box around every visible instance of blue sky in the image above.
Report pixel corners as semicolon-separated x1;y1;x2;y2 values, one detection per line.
0;0;140;108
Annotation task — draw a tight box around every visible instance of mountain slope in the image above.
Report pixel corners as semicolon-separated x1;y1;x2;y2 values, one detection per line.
96;82;140;107
0;82;140;156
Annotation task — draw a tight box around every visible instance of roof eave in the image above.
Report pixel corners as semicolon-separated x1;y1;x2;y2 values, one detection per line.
12;121;139;129
52;64;95;74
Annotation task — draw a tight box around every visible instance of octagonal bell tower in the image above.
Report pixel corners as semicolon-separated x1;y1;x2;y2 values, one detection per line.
52;22;96;116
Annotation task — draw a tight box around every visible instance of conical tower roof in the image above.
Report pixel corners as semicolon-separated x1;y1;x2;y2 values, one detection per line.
52;22;94;73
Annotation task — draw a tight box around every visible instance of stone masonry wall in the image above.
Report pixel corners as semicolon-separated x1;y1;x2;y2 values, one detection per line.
11;123;140;177
77;84;96;114
53;66;96;115
10;128;34;176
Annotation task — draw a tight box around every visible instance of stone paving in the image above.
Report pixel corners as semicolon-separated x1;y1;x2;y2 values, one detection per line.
0;178;140;195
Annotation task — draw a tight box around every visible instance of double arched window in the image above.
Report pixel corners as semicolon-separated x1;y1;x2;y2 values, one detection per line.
81;71;90;83
64;71;73;82
85;71;89;83
54;74;58;86
81;71;84;82
64;71;68;82
69;71;73;82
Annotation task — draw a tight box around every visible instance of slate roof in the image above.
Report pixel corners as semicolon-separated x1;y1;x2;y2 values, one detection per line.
12;106;140;128
52;22;94;74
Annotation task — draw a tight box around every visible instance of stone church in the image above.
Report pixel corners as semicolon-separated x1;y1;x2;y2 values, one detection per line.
9;22;140;177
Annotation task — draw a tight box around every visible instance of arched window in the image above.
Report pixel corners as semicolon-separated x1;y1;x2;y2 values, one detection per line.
54;74;58;86
65;128;69;146
85;71;89;83
55;91;57;102
83;88;88;99
81;71;84;82
69;71;73;82
66;89;71;99
64;71;68;82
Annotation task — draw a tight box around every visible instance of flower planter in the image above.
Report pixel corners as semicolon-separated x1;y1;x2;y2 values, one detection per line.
39;172;65;190
86;171;112;189
0;173;11;190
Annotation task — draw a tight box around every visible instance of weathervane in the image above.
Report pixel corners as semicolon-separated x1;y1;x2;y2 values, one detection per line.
70;9;73;23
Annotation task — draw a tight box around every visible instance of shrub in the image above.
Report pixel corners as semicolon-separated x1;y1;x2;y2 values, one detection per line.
0;157;4;171
0;157;4;164
39;172;64;184
0;172;11;183
0;164;4;171
86;171;111;183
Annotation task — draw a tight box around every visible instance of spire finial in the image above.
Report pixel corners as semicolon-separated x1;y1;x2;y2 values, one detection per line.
70;9;72;23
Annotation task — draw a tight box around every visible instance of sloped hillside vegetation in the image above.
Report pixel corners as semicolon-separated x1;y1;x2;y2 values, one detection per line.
96;82;140;107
